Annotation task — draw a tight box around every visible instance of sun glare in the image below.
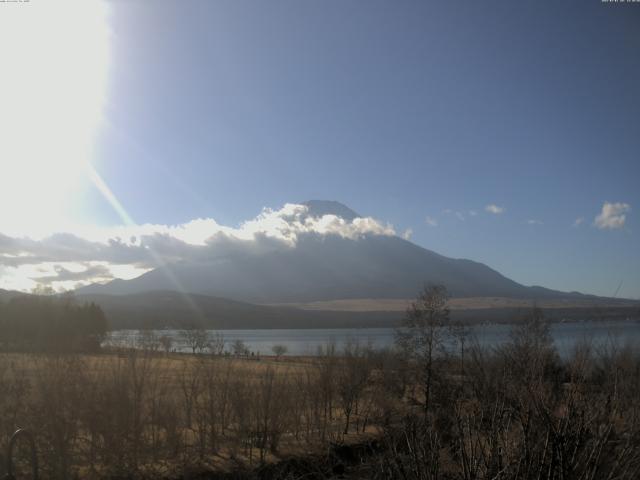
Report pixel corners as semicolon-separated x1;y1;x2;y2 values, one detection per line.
0;0;109;237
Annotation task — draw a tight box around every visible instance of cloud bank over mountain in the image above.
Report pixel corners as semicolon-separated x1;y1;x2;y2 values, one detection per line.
0;201;396;291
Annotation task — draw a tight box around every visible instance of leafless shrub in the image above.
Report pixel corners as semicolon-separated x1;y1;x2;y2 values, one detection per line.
207;332;225;356
271;344;287;360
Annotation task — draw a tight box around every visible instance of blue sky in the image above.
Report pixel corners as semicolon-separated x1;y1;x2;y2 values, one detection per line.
1;0;639;297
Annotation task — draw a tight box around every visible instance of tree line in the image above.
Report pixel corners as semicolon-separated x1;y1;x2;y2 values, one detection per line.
0;294;108;352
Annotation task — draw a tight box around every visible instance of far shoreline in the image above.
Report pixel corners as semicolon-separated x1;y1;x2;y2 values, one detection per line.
105;306;640;331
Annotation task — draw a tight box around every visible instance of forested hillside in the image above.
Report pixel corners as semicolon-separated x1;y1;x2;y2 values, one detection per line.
0;294;108;351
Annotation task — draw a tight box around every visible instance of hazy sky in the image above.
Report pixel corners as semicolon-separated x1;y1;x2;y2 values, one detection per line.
1;0;639;297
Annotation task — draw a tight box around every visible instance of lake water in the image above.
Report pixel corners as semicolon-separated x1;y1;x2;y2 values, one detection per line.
107;319;640;357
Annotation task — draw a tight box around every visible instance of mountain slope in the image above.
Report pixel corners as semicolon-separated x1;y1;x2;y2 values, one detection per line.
0;289;28;302
303;200;360;221
76;290;400;329
77;201;592;303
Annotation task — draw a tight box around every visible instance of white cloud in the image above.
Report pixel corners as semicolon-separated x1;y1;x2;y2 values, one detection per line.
594;202;631;230
402;228;413;240
425;216;438;227
1;261;150;293
469;210;478;217
527;219;543;225
572;217;584;227
442;209;464;220
0;203;398;291
485;204;505;215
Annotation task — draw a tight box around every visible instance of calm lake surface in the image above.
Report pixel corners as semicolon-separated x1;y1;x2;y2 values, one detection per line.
108;319;640;357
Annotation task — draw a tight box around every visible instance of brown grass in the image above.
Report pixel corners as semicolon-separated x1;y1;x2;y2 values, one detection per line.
0;348;392;479
268;296;638;312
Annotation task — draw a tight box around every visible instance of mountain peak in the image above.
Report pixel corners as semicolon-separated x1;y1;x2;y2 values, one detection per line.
302;200;360;221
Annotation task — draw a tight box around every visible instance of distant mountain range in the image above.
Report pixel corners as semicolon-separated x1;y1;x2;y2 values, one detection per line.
3;200;636;330
77;200;594;303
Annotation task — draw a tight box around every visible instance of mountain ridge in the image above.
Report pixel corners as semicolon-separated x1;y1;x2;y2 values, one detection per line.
76;235;592;302
75;200;609;303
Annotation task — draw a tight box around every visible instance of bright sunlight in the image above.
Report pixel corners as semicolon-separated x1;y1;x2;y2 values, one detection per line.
0;0;109;238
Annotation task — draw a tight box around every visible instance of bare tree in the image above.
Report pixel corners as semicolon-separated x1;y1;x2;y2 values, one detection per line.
159;334;173;355
450;320;472;374
231;339;248;357
207;332;225;356
271;344;287;360
137;329;160;353
337;340;372;434
396;284;450;414
315;342;338;442
503;304;555;386
180;328;209;355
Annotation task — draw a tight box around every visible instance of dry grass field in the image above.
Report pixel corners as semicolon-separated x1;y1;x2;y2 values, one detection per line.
0;346;395;479
2;300;640;479
271;296;639;312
